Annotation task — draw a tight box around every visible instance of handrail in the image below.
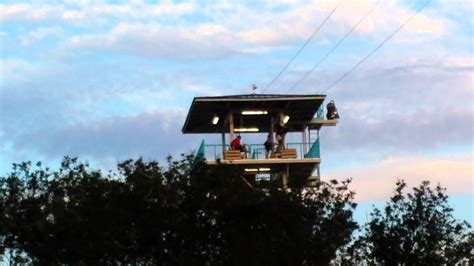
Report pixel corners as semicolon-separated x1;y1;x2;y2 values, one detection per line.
199;142;320;160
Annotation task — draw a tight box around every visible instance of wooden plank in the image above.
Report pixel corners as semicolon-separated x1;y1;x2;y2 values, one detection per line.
307;119;338;130
281;148;297;159
206;158;321;169
225;150;243;160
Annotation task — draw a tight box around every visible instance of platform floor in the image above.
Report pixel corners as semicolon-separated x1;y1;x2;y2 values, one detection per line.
206;158;320;165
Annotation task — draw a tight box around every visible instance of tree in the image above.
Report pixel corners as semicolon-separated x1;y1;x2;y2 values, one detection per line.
344;180;473;265
0;154;358;265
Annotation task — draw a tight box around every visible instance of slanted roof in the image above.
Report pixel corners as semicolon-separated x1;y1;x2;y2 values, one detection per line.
182;94;326;134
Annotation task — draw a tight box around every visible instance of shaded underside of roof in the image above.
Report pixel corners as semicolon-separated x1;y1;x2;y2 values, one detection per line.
182;94;326;134
206;159;319;187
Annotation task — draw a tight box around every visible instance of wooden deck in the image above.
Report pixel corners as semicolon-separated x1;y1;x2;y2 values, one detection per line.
207;158;320;165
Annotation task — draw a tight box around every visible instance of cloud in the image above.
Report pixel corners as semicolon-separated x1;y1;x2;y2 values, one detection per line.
0;58;40;85
322;153;474;202
0;58;226;170
0;3;62;22
2;0;454;61
65;22;241;60
288;56;474;156
323;109;472;154
20;26;62;46
235;0;447;47
10;108;196;161
0;2;194;23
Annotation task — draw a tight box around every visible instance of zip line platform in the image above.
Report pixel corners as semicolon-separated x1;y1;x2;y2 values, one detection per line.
181;93;338;188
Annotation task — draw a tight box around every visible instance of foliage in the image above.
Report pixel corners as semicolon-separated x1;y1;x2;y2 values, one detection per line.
343;180;473;265
0;155;357;265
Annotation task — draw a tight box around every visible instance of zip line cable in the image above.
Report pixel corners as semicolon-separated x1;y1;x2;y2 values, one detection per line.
310;0;431;149
285;0;381;94
321;0;431;94
261;0;344;94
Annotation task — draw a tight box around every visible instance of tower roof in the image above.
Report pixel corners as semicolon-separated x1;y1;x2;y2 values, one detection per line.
182;94;326;134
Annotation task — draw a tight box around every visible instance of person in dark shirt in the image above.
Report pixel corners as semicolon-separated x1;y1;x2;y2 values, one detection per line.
264;133;274;159
275;123;287;154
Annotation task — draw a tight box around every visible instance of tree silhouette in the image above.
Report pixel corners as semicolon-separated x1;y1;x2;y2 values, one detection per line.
0;154;357;265
343;180;473;265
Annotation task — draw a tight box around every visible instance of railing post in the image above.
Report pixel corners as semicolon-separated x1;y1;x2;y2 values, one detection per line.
302;125;307;155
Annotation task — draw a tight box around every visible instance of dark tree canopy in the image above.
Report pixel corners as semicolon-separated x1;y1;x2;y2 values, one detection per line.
343;180;473;265
0;155;357;265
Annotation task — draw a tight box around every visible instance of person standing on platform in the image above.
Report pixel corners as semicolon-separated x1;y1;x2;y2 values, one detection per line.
264;133;274;159
275;123;288;154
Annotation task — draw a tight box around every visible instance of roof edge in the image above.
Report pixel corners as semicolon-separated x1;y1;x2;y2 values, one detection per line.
193;94;326;102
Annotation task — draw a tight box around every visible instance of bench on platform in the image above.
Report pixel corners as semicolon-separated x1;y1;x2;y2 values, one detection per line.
280;148;297;159
224;150;243;160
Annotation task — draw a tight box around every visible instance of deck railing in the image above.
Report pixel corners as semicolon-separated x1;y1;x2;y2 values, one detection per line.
196;141;320;161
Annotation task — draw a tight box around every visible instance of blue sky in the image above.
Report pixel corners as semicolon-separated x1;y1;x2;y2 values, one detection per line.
0;0;472;224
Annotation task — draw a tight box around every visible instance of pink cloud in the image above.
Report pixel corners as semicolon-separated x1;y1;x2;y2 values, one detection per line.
322;153;473;202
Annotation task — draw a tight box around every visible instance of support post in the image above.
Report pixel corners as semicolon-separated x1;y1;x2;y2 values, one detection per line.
282;164;289;189
302;125;307;154
221;131;226;156
228;112;234;143
316;165;320;181
270;117;274;135
307;128;311;145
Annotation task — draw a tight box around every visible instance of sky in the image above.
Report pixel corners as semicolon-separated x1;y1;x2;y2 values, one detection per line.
0;0;473;224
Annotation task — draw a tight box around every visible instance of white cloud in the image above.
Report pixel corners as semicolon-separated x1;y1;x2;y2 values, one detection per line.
234;0;447;47
20;26;62;46
0;58;39;85
1;2;194;23
0;3;63;22
65;22;241;60
1;1;452;57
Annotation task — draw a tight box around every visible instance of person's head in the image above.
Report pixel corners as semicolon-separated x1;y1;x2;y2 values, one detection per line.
237;136;241;139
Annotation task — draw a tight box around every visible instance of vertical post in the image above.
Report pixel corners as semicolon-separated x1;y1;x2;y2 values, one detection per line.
270;117;274;135
302;125;307;154
282;164;289;189
221;131;226;156
316;165;321;181
307;127;313;145
229;112;234;143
